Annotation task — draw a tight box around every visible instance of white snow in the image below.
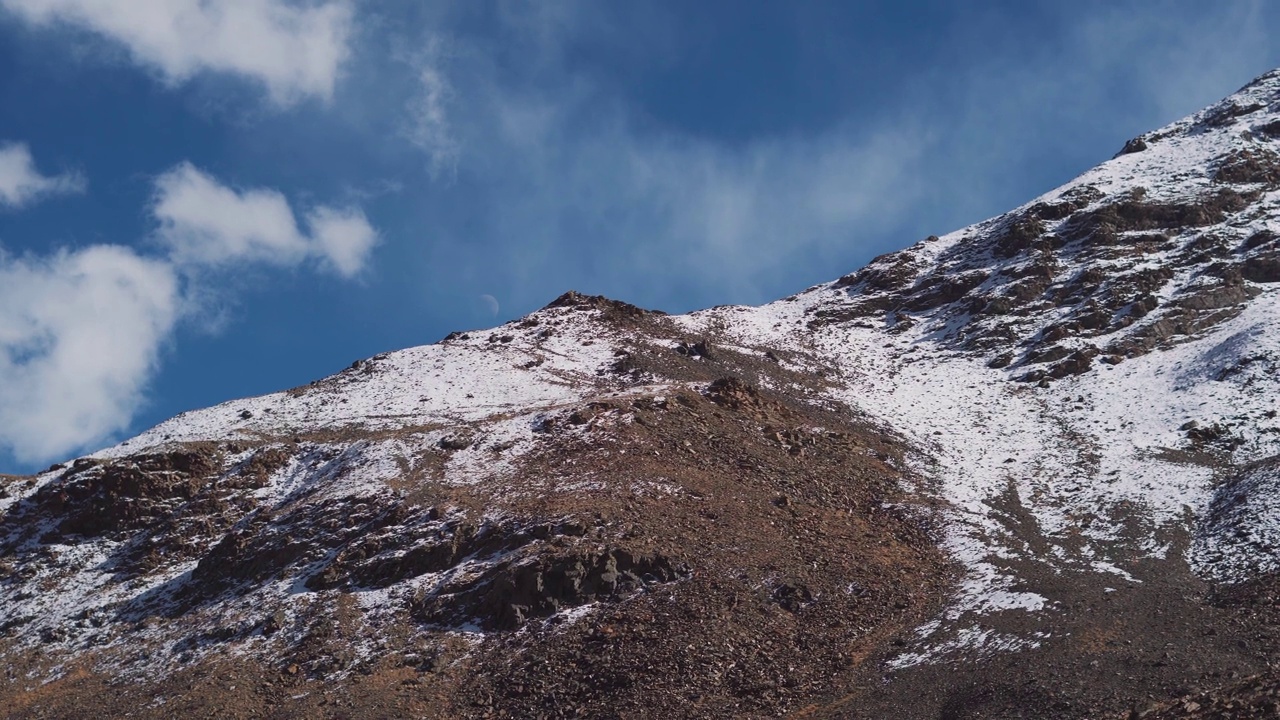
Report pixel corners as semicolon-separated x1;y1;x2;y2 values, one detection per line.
7;70;1280;678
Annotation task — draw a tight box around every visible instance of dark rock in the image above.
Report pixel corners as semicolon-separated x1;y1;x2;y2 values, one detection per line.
993;218;1047;259
29;449;222;538
675;340;713;359
704;377;761;410
1175;283;1261;311
439;434;474;451
1243;251;1280;282
987;353;1013;369
1061;189;1257;246
1186;422;1239;447
1024;345;1072;366
1214;148;1280;186
979;297;1014;316
188;495;397;598
771;583;815;613
414;548;683;631
543;291;661;320
1073;307;1112;332
1242;229;1278;251
1047;348;1098;379
1006;277;1050;304
262;610;286;637
1117;137;1149;156
902;271;990;312
1200;100;1267;128
837;250;924;291
237;448;291;486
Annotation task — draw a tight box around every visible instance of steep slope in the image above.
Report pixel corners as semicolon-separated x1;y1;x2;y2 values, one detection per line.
0;294;953;718
4;72;1280;718
672;70;1280;715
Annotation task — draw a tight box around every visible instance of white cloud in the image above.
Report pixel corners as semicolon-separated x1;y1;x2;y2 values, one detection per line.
0;142;84;209
306;205;379;278
0;164;379;464
0;0;355;104
153;162;377;277
0;245;179;463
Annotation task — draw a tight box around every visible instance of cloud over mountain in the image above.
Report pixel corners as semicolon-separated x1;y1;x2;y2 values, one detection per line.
0;246;178;463
0;160;377;463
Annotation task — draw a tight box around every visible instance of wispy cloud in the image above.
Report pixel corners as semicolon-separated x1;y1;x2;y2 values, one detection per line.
405;55;459;179
391;6;935;308
384;2;1280;313
468;93;931;303
0;0;356;104
0;164;379;463
0;142;83;209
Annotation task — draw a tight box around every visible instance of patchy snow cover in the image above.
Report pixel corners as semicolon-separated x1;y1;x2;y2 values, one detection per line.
6;70;1280;681
671;70;1280;664
96;307;623;458
686;284;1279;665
1194;458;1280;583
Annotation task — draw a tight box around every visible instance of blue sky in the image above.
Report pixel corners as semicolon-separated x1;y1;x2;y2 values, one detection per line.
0;0;1278;472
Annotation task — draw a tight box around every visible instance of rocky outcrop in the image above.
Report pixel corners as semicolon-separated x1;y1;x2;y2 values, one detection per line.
413;547;683;630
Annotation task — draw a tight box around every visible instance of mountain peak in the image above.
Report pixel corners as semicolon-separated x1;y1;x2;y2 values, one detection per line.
809;68;1280;385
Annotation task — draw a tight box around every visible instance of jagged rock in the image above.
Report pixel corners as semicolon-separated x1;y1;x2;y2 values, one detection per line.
413;548;684;631
1117;136;1149;156
1244;252;1280;282
837;249;925;290
771;582;815;613
993;218;1047;258
703;377;760;409
543;290;660;321
987;352;1013;369
1214;148;1280;186
439;434;473;451
902;271;990;311
261;610;286;637
674;339;712;358
1046;348;1097;378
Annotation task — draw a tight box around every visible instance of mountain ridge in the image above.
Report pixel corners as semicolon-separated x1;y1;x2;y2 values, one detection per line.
4;70;1280;718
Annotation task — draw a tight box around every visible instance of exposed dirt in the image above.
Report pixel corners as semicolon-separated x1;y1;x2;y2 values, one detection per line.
0;336;955;718
10;73;1280;718
801;531;1280;719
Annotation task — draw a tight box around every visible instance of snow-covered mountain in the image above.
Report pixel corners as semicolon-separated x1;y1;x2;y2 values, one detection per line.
5;71;1280;719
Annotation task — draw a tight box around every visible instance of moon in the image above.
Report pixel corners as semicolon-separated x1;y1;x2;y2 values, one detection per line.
479;294;500;317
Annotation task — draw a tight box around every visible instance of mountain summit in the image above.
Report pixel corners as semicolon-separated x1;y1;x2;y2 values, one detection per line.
5;72;1280;718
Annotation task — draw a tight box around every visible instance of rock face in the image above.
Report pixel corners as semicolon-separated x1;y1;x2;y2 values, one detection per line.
5;72;1280;718
0;309;950;718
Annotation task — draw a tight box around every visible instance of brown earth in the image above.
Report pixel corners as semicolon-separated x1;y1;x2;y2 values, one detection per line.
0;329;955;719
